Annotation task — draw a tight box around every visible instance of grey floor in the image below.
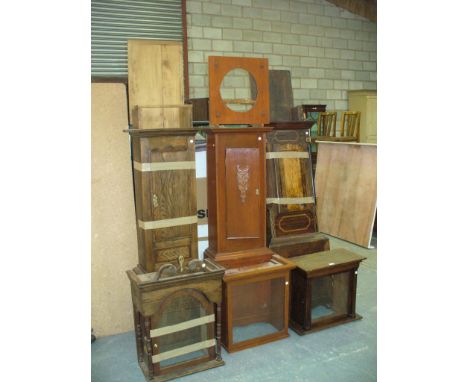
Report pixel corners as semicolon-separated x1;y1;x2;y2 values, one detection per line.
92;235;377;382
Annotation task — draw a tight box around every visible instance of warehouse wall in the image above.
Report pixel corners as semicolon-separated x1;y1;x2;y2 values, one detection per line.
186;0;376;111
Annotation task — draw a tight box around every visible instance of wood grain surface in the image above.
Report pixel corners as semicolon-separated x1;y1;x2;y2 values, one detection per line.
251;70;293;121
128;40;184;125
91;83;138;336
315;142;376;247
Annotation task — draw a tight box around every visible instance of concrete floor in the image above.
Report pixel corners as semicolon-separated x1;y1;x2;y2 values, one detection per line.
92;235;377;382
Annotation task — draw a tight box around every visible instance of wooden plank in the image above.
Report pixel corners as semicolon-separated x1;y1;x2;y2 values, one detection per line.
251;70;293;122
91;83;138;336
315;142;376;247
128;40;184;125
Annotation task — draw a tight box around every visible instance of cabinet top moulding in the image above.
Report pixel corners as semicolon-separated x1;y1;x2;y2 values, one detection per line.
124;128;196;137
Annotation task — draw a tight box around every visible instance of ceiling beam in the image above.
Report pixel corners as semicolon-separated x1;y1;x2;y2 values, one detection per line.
326;0;376;23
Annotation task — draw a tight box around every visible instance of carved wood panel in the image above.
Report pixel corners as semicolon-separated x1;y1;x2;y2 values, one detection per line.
225;148;261;239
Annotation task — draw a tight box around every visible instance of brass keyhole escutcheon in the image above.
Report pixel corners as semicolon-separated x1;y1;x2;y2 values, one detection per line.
152;194;158;208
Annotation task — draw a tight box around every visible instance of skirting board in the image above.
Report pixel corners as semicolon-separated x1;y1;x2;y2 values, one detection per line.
315;141;377;248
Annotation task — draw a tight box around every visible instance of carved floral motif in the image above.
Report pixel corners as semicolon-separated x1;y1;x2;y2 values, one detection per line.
236;165;250;203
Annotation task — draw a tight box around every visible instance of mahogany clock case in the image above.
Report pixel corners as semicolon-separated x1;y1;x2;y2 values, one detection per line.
203;127;276;268
126;128;199;273
265;122;330;258
127;259;225;381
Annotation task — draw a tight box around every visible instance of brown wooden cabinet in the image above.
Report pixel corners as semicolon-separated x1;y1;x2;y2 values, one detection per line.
127;128;198;272
203;127;275;268
127;259;225;381
289;249;366;335
265;122;330;258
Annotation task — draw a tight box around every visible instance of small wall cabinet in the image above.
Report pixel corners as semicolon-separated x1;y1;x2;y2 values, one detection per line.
127;259;225;381
289;248;366;335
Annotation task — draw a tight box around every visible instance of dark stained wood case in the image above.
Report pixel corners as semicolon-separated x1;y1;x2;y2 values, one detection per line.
203;127;275;268
127;259;225;381
265;122;330;258
289;248;366;335
127;128;198;272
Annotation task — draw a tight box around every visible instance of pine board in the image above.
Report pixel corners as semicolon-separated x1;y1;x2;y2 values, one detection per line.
315;142;376;248
128;40;184;125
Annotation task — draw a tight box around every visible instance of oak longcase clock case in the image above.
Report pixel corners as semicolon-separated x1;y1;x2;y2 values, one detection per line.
127;128;198;273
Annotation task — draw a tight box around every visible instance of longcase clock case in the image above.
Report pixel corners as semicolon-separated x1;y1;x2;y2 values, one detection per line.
128;128;198;272
265;122;330;258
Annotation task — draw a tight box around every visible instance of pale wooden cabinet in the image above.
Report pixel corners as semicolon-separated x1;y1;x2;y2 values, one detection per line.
348;90;377;143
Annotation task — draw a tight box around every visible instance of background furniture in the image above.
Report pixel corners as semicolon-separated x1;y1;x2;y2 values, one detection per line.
335;111;361;142
127;128;199;272
127;259;225;381
265;122;330;258
289;249;366;335
292;104;327;137
348;90;377;143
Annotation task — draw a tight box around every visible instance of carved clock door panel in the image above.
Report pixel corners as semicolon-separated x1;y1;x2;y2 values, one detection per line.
225;148;261;241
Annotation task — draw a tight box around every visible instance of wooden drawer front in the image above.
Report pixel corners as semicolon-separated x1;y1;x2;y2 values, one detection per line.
275;210;317;236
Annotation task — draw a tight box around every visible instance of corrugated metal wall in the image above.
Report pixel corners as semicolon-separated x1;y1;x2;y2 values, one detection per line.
91;0;182;76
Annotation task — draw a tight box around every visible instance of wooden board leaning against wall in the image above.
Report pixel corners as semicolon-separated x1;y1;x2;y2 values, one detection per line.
91;82;138;336
315;141;377;248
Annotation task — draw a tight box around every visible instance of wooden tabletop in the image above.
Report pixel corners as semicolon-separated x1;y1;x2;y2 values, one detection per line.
290;248;366;273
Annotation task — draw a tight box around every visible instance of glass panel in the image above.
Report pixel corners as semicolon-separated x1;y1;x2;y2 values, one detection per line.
231;277;285;344
152;293;213;369
310;271;350;322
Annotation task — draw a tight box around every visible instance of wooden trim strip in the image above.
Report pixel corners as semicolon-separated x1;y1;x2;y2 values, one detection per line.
266;197;315;205
150;314;215;338
133;161;196;172
152;339;216;363
266;151;309;159
138;216;197;230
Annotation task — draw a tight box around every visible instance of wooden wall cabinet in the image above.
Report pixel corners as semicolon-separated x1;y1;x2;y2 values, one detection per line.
289;249;366;335
127;128;198;272
347;90;377;143
265;122;330;258
203;127;275;268
222;255;295;352
127;259;225;381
